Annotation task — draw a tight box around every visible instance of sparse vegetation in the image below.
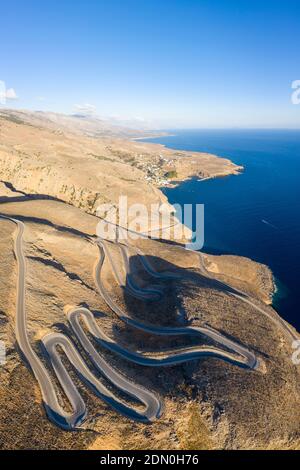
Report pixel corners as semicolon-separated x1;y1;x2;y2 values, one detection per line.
0;114;27;125
88;153;116;163
164;170;178;179
176;403;213;450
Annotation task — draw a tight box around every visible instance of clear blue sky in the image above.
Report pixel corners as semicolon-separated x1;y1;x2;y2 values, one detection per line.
1;0;300;128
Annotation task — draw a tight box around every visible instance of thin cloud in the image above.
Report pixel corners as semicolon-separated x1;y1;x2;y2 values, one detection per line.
5;88;18;100
73;103;97;115
0;86;18;102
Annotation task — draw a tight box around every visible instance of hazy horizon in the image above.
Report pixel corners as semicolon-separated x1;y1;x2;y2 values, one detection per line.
2;107;300;131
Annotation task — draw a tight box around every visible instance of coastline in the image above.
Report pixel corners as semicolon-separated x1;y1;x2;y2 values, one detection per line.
0;114;278;307
135;137;244;187
146;138;276;307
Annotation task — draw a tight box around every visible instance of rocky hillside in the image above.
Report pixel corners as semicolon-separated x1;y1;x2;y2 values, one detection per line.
0;191;299;450
0;110;298;450
0;109;156;139
0;110;242;216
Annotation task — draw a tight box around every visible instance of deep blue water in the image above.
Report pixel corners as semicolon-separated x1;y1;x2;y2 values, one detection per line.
144;130;300;331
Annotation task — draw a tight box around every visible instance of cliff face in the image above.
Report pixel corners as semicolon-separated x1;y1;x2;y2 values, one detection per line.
0;113;154;214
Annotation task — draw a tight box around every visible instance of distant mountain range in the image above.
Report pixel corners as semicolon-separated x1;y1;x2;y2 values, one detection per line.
0;108;163;139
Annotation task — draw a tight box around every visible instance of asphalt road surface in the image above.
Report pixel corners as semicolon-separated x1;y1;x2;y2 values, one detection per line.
0;215;162;429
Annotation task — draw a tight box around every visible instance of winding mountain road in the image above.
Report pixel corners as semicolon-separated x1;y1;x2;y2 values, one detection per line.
106;220;299;344
4;211;295;430
68;307;254;368
0;214;162;429
95;238;258;369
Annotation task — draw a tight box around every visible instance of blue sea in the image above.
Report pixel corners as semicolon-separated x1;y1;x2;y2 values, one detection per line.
144;130;300;331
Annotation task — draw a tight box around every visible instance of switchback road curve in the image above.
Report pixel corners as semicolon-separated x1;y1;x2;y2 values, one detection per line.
95;238;258;369
0;215;162;429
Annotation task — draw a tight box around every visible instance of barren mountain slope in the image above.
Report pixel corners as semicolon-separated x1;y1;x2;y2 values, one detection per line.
0;109;155;138
0;192;299;450
0;111;242;216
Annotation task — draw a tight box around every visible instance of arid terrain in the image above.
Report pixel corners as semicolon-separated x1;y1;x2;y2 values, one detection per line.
0;109;242;211
0;110;299;450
